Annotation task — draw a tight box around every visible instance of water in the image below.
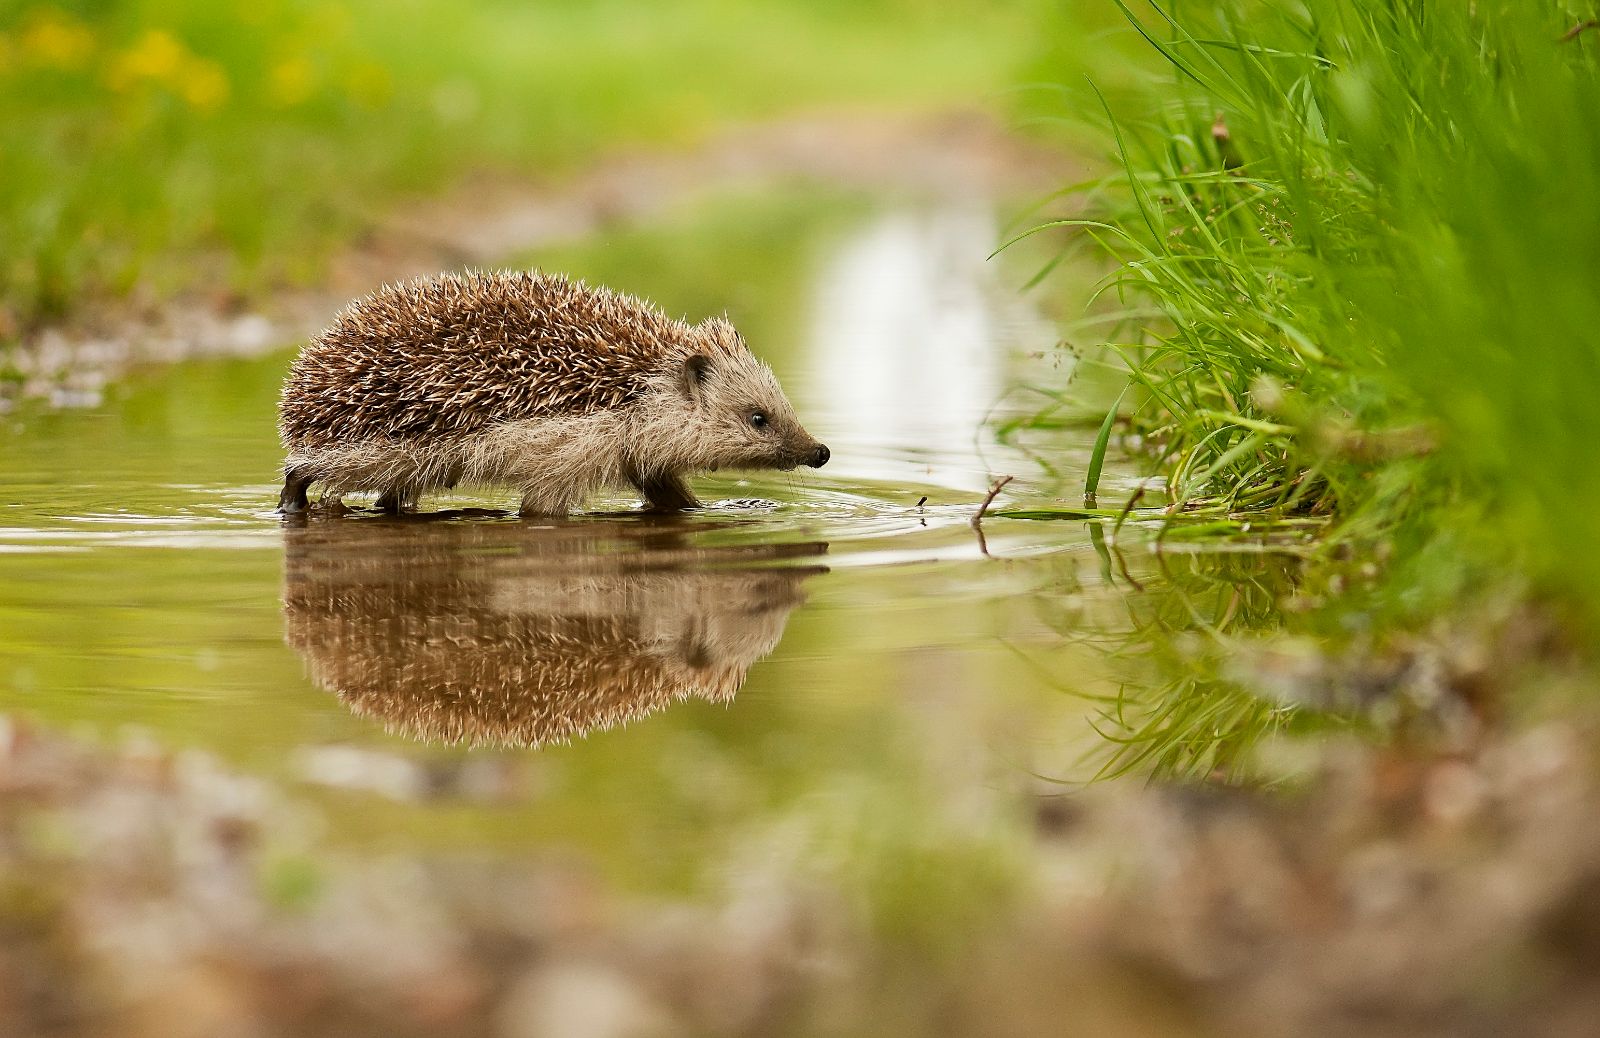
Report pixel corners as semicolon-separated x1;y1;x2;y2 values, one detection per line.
0;190;1303;892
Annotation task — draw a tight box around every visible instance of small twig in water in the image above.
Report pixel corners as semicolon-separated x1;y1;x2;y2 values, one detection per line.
1111;541;1145;592
969;476;1013;559
915;495;928;508
970;475;1014;530
1113;484;1147;537
1561;19;1599;42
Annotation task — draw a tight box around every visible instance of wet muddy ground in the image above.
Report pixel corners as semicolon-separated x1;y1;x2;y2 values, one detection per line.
3;120;1600;1037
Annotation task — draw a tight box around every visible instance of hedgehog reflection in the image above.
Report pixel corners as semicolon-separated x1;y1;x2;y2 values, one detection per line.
282;519;826;747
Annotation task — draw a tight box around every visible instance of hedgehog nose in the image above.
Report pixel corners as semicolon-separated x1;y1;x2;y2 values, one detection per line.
810;444;830;468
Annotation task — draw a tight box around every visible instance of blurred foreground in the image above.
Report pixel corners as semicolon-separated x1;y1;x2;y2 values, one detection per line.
4;702;1600;1038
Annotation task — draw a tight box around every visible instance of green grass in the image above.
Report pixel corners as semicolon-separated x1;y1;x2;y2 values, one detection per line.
0;0;1037;325
1021;1;1600;635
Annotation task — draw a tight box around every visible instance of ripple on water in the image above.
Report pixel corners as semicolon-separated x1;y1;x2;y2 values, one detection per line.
0;466;1093;566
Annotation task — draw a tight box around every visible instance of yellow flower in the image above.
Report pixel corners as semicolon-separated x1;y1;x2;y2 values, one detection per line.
100;28;230;112
268;55;316;107
115;29;185;82
343;60;393;109
20;8;95;70
180;58;229;112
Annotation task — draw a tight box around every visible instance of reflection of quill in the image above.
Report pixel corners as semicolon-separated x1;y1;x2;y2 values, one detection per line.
282;519;826;748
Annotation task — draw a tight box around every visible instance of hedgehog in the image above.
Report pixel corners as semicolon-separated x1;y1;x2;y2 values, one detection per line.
276;270;829;515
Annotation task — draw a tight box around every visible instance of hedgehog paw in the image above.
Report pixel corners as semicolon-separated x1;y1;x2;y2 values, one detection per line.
374;487;417;515
277;469;313;514
635;473;700;512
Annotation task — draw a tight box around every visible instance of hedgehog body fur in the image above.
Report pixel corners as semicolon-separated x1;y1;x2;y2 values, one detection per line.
277;270;828;515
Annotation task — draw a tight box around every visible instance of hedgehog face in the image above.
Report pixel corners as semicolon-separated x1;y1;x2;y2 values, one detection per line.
675;325;829;473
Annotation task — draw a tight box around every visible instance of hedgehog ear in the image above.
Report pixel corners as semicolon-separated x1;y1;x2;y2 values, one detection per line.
681;354;712;404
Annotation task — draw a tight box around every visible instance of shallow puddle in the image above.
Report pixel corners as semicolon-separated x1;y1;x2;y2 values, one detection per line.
0;190;1306;891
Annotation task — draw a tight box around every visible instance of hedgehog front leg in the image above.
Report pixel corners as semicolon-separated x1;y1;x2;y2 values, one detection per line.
374;487;419;514
634;472;700;512
277;467;313;514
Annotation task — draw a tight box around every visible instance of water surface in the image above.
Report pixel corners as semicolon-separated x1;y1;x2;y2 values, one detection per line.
0;190;1303;895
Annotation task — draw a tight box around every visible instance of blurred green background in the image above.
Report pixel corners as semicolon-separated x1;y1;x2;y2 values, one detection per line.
0;0;1043;323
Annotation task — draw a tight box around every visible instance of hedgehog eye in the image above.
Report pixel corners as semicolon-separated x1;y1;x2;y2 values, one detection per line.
749;411;769;430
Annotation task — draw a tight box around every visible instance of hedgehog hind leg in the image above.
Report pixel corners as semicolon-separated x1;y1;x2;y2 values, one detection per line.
277;466;314;514
634;472;700;512
518;486;577;517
